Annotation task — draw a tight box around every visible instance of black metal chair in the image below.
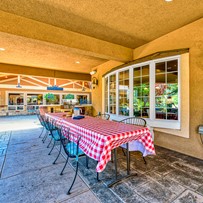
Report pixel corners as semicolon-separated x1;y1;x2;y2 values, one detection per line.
56;125;86;195
45;118;61;155
95;113;110;120
38;114;50;143
119;117;147;164
36;112;45;138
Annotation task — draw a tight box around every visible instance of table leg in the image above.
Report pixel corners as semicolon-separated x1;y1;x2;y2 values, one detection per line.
108;145;137;188
114;148;118;180
126;143;130;175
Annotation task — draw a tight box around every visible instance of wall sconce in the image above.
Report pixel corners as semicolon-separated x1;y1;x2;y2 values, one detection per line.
90;69;97;75
92;77;98;89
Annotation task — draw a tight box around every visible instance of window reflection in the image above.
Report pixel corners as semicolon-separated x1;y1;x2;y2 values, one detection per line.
119;70;129;116
133;65;150;118
155;59;178;120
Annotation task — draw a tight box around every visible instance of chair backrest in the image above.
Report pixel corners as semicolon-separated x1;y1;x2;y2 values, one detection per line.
95;113;110;120
46;118;58;133
57;125;82;158
119;117;146;127
36;113;44;126
40;115;50;131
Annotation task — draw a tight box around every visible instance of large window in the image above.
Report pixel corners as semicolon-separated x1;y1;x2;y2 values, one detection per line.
104;56;180;129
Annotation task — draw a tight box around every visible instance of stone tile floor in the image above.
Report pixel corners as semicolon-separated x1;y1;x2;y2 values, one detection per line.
0;115;203;203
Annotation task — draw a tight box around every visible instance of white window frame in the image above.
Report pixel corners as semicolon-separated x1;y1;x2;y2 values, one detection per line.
104;55;181;129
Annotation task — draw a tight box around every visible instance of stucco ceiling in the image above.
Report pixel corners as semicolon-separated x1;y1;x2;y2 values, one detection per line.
0;32;106;73
0;0;202;75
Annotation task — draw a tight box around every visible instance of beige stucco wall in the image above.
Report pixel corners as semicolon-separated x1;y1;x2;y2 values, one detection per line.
92;18;203;159
133;18;203;159
91;60;123;116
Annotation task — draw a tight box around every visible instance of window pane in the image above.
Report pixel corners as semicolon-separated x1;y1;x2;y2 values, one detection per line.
8;93;24;105
167;72;178;83
142;65;149;76
133;66;150;117
167;108;178;120
156;74;166;83
156;62;165;73
134;77;141;85
155;84;167;96
119;70;129;116
155;96;166;108
167;60;178;72
156;108;166;119
155;59;179;121
142;76;149;85
45;94;60;105
142;85;150;96
134;67;141;77
142;108;149;118
27;94;43;105
134;108;141;117
133;86;142;97
142;97;150;107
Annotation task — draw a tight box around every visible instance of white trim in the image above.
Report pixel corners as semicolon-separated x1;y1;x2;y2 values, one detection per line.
21;78;42;87
116;72;119;115
150;61;155;120
129;68;134;117
0;77;18;84
59;81;74;87
27;76;49;86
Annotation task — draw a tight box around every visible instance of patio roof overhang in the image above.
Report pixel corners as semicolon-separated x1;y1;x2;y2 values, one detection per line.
0;63;91;81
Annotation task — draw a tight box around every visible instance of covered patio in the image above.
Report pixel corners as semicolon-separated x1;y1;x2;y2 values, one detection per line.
0;0;203;202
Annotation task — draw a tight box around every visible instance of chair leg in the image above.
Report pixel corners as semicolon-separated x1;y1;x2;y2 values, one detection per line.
86;156;89;169
42;131;48;143
142;156;147;164
53;142;62;164
122;148;126;156
126;143;130;175
39;127;44;138
47;138;52;148
60;157;69;175
48;140;55;155
67;161;79;195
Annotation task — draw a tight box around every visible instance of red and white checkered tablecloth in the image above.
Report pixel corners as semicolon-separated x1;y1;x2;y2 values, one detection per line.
45;113;155;172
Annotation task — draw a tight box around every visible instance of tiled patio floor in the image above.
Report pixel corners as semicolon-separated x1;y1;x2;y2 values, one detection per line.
0;115;203;203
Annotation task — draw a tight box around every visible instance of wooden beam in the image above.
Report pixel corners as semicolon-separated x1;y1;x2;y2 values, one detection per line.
27;76;49;86
0;63;91;81
21;78;42;87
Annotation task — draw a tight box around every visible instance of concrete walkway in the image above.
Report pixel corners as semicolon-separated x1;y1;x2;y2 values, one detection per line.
0;116;100;203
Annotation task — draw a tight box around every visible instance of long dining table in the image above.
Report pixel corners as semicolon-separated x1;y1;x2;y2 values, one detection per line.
45;112;155;174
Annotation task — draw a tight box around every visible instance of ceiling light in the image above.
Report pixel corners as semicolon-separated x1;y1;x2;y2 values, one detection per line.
165;0;173;2
90;70;97;75
76;61;80;64
0;48;5;51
